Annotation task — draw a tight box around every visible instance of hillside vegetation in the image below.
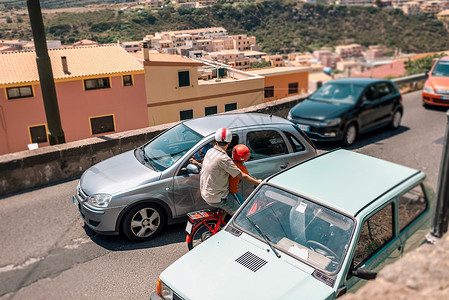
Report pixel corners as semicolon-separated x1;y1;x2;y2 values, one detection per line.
0;0;135;9
1;0;448;54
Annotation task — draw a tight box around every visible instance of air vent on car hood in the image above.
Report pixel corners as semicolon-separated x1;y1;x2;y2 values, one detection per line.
312;269;335;287
235;251;268;272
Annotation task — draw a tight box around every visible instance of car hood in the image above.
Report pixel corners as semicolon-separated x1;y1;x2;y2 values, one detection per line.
426;76;449;90
160;231;334;300
290;99;352;121
80;150;161;195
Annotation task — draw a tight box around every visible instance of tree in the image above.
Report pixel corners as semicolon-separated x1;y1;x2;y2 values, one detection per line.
404;53;445;75
250;61;271;69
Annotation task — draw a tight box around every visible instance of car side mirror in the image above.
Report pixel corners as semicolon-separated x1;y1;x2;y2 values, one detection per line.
425;70;429;77
351;267;377;280
362;100;373;108
185;163;200;174
335;285;347;298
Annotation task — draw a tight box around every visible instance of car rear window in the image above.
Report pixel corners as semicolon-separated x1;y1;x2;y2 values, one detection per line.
283;131;305;152
246;130;288;160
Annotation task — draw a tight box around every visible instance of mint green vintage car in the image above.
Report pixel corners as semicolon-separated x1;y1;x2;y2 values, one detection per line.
151;149;435;300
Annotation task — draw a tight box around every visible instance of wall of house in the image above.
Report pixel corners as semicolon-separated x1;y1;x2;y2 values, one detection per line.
0;83;48;154
0;94;307;197
0;73;147;155
144;65;264;125
263;71;309;102
56;73;148;142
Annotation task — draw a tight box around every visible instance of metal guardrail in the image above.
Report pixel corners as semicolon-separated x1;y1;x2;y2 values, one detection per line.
392;73;428;85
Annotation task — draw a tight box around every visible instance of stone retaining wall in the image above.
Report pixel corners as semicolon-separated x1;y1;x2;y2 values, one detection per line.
0;94;306;197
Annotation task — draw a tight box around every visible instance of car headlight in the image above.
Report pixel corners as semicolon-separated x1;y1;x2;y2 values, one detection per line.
157;279;175;300
86;194;112;208
319;118;341;127
423;87;434;94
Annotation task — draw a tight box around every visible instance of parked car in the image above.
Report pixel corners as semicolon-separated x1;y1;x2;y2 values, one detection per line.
422;56;449;107
151;149;435;300
287;78;403;146
73;113;316;242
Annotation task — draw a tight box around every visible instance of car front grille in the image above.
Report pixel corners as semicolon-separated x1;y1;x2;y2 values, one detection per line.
77;185;88;201
426;96;449;104
436;89;449;95
291;118;322;127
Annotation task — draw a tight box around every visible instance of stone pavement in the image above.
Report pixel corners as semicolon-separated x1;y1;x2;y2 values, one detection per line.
342;233;449;299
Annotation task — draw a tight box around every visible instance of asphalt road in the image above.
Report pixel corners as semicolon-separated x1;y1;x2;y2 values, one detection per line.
0;90;447;299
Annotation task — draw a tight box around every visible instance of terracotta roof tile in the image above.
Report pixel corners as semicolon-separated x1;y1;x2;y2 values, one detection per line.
0;45;144;86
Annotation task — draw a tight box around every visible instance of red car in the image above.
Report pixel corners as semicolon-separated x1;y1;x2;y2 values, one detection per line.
422;56;449;107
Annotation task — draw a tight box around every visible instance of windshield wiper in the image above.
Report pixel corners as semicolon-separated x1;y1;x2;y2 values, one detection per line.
139;147;156;170
246;216;281;258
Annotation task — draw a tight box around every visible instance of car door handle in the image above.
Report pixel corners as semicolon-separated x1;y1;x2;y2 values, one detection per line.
280;163;289;169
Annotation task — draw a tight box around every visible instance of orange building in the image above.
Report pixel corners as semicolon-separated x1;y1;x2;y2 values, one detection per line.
247;67;310;102
0;45;147;155
141;50;265;125
264;55;285;67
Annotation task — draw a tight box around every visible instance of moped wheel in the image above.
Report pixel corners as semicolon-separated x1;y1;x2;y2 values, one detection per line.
187;220;220;250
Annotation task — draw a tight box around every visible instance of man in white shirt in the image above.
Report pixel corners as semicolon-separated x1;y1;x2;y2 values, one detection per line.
200;128;261;214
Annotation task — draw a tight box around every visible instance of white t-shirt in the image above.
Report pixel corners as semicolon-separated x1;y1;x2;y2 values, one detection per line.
200;145;241;204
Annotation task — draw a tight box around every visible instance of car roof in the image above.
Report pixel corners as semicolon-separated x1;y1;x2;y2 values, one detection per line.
267;149;421;217
183;113;293;137
326;77;389;86
437;56;449;62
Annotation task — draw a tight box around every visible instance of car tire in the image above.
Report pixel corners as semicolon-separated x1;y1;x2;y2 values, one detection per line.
390;109;402;130
122;203;166;242
341;123;357;147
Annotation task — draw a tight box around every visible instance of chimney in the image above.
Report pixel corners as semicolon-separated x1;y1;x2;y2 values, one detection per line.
143;41;149;61
61;56;69;74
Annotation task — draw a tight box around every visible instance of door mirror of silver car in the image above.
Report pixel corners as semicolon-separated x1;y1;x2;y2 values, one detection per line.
351;267;377;280
185;164;200;174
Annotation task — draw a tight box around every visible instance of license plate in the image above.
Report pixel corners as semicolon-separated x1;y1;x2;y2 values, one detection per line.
298;124;310;132
185;221;193;235
442;96;449;100
72;196;78;206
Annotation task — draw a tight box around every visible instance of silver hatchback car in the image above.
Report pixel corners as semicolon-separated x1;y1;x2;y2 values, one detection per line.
73;113;316;242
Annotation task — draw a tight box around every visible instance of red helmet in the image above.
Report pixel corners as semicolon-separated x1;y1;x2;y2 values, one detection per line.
232;144;250;162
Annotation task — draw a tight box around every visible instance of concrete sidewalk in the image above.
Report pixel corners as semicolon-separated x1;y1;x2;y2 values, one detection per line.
342;233;449;299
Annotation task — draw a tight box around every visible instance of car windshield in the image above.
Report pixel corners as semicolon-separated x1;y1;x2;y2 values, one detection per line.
309;82;364;105
234;185;354;273
143;124;203;171
432;61;449;77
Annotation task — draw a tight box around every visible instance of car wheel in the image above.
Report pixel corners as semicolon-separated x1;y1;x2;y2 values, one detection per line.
390;110;402;130
122;203;166;242
341;123;357;147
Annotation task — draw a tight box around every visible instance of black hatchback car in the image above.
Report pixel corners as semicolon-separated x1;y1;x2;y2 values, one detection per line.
287;78;403;146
